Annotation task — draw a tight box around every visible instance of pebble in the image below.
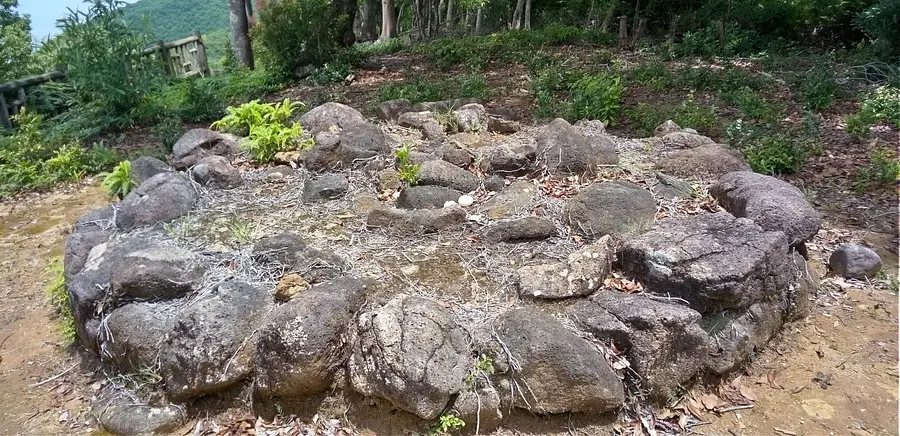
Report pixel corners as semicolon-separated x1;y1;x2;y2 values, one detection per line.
457;195;474;207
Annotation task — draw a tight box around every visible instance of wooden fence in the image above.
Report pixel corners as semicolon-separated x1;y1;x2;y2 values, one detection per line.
0;31;210;129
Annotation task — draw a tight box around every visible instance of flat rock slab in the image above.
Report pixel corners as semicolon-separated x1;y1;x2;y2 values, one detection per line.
348;295;470;420
477;181;538;220
565;181;656;239
481;217;558;242
483;308;624;414
109;246;205;301
115;172;198;230
711;171;823;246
656;144;751;178
367;205;467;234
621;212;791;313
255;277;373;397
253;233;346;283
516;236;613;299
537;118;618;176
397;185;462;210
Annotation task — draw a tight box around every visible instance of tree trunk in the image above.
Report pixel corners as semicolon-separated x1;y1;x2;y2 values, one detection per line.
512;0;525;29
228;0;254;69
334;0;358;46
475;6;483;34
415;0;425;39
380;0;398;40
523;0;531;30
445;0;455;32
600;0;618;33
359;0;379;41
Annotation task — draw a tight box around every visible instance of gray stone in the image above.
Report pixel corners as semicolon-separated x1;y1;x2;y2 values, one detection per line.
653;172;693;200
702;300;784;374
711;171;823;247
654;120;681;136
253;233;345;283
109;247;205;302
74;206;114;233
484;308;624;414
131;156;172;185
303;174;349;201
658;131;715;148
341;122;390;155
367;205;467;234
453;103;487;132
397;185;462;210
262;165;298;180
171;128;239;169
417;159;480;192
484;175;505;192
452;385;503;432
564;181;656;239
94;394;185;435
255;277;373;397
303;123;388;171
656;144;751;178
829;243;882;280
398;111;445;140
64;230;111;277
477;181;536;219
101;302;173;372
575;119;607;137
115;173;198;230
516;236;613;299
787;251;818;321
478;142;537;176
298;102;366;135
621;212;791;313
191;155;242;188
348;295;470;420
412;98;478;112
482;217;557;242
438;144;473;168
487;117;520;134
376;99;413;122
537;118;618;176
160;281;274;401
571;292;711;399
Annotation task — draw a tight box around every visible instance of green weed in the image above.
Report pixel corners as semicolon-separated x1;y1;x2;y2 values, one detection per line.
797;66;840;111
225;216;255;244
310;61;352;85
625;99;719;137
211;99;303;137
630;60;675;92
376;79;448;103
720;87;781;123
431;413;465;435
846;85;900;138
45;258;76;345
101;161;137;199
245;122;312;163
854;148;899;192
394;144;421;186
150;118;183;152
568;72;624;125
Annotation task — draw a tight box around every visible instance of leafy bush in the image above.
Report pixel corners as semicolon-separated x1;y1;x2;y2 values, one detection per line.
626;99;719;137
253;0;340;76
151;118;184;152
245;123;310;162
854;0;900;61
847;85;900;139
567;72;623;125
101;160;137;199
797;66;840;111
742;134;807;174
854;148;900;191
630;60;675;92
45;259;76;344
309;61;352;84
456;74;489;100
720;87;781;124
376;79;448;103
211;99;303;136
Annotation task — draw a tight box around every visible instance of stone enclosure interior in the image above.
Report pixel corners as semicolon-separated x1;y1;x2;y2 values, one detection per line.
65;99;833;434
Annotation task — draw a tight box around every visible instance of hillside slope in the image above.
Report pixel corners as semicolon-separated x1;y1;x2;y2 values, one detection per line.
123;0;228;42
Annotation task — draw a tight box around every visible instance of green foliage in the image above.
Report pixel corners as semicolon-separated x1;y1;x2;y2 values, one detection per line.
45;258;76;345
394;144;421;186
625;98;719;137
211;99;303;136
253;0;340;75
846;85;900;138
797;66;840;111
225;216;255;244
356;38;408;56
0;1;39;83
245;122;310;162
721;88;781;124
854;0;900;60
101;160;137;199
431;414;465;435
854;148;899;192
376;75;488;103
456;74;489;100
742;134;807;175
122;0;227;42
310;61;352;85
151;118;183;152
629;60;675;92
568;72;623;125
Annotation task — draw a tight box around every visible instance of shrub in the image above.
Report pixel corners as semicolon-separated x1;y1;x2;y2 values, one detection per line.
626;99;719;137
101;160;137;199
720;87;780;124
854;148;900;191
245;122;311;162
310;61;352;84
151;118;184;152
253;0;339;76
797;66;840;111
630;60;675;92
456;74;489;100
376;79;448;103
567;72;623;125
845;85;900;138
211;99;303;136
742;134;808;174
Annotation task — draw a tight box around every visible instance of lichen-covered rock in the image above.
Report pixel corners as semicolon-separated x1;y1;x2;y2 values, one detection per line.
302;173;349;201
397;185;462;210
537;118;618;175
571;292;711;399
253;233;346;283
109;246;205;302
829;243;882;279
303;123;388;171
101;302;174;372
652;172;693;200
299;102;366;135
481;217;558;242
131;156;172;185
255;277;373;397
64;230;111;277
453;103;487;132
115;172;198;230
160;281;273;401
191;155;242;189
348;295;470;420
702;300;784;374
94;393;185;435
417;159;480;192
171;128;239;169
621;212;791;313
657;131;715;149
398;111;446;140
476;181;537;219
452;385;504;432
656;144;751;178
478;142;537;176
711;171;822;247
366;205;467;234
516;236;613;299
483;308;624;414
564;181;656;239
654;120;681;136
487;116;520;134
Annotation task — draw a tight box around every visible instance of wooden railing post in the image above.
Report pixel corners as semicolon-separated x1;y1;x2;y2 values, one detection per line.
157;40;173;76
193;30;210;76
618;15;628;50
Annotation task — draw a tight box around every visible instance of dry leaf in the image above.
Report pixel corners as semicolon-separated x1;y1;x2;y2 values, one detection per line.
740;385;757;402
700;393;722;410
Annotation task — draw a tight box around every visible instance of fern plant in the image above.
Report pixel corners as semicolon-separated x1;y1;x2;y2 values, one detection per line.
394;144;421;186
210;98;304;136
101;160;137;199
245;122;312;162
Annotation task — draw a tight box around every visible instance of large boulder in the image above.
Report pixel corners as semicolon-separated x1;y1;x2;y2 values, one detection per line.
255;277;373;397
303;123;388;171
398;112;446;140
302;174;349;202
829;243;882;279
298;102;366;135
536;118;618;176
711;171;823;247
571;292;711;399
115;172;198;230
348;295;470;420
191;155;242;189
478;142;537;176
416;159;480;193
253;233;346;283
564;181;656;239
130;156;172;185
483;308;624;414
516;236;613;299
621;212;791;313
477;181;537;219
171;128;239;169
160;281;274;401
656;144;750;178
376;99;413;122
482;217;558;243
397;185;462;210
101;302;173;372
109;246;205;302
64;230;112;277
367;205;467;234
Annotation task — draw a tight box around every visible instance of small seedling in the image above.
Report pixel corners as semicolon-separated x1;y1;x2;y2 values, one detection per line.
225;216;255;243
431;413;465;435
394;144;421;186
100;160;137;200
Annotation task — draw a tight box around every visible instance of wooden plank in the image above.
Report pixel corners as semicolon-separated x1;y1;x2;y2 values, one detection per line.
141;34;201;55
0;94;11;129
193;31;210;76
0;71;65;93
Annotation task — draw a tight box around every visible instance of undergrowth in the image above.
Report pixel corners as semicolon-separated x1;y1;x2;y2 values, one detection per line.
101;160;137;199
45;258;76;345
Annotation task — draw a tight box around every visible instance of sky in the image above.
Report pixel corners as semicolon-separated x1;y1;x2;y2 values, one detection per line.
15;0;139;41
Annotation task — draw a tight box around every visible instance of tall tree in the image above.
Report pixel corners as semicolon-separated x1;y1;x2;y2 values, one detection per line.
358;0;380;42
380;0;398;40
228;0;254;69
334;0;358;46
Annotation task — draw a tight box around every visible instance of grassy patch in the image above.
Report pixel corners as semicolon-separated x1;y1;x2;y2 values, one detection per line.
625;99;720;137
45;258;76;345
376;74;489;103
854;148;899;192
